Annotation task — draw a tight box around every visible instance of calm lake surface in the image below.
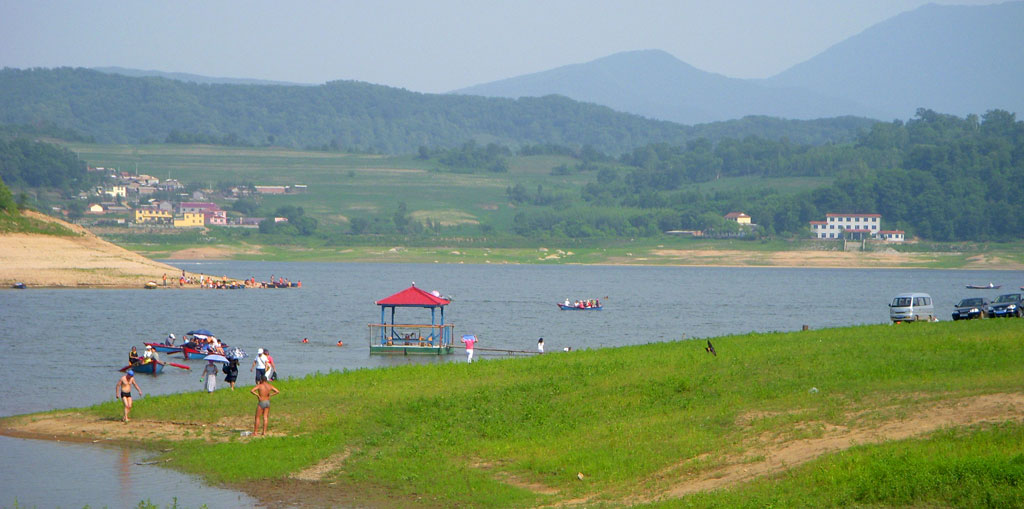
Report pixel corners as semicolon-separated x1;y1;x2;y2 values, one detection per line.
1;261;1019;507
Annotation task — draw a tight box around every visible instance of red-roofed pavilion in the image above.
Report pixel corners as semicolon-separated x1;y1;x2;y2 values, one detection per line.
370;284;454;354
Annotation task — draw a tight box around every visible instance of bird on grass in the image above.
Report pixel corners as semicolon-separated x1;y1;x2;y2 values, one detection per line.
705;340;716;356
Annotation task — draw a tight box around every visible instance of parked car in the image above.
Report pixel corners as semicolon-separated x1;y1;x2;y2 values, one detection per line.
952;297;989;320
988;293;1023;318
889;293;935;323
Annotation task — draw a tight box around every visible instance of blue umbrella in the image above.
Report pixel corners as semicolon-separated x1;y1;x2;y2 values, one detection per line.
188;329;214;336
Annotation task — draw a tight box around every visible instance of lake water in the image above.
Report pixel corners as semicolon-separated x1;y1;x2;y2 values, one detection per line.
1;261;1018;507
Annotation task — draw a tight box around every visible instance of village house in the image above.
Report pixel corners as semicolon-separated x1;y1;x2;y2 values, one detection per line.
205;209;227;226
724;212;751;224
134;208;173;224
879;230;906;242
86;203;105;214
254;185;287;195
104;185;127;199
173;212;206;228
179;202;220;214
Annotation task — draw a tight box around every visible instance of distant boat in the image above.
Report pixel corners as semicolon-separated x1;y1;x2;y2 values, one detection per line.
12;282;26;289
144;281;159;289
557;301;603;311
966;283;1001;289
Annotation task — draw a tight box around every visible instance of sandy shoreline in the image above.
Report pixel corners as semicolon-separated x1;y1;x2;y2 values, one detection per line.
0;211;237;289
4;211;1022;290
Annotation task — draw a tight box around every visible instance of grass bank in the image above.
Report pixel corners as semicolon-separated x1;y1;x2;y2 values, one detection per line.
5;320;1024;506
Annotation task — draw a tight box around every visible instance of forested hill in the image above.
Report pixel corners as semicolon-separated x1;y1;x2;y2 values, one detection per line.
0;68;874;154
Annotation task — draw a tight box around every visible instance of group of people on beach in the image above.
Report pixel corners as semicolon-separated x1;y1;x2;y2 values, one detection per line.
116;345;280;435
159;271;301;290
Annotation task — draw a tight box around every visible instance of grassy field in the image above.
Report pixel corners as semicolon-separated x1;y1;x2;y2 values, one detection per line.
67;143;590;231
66;143;837;232
62;142;1024;269
7;319;1024;507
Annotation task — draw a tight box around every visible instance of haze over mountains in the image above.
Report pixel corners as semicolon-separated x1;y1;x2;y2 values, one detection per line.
455;2;1024;124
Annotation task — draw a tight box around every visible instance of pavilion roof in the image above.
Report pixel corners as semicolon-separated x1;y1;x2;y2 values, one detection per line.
375;285;450;307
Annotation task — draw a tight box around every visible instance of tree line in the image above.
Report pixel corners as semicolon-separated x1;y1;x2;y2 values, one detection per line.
506;109;1024;241
0;136;92;193
0;67;874;154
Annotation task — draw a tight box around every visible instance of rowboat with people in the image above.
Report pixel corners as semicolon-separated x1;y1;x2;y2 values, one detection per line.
557;298;603;311
144;342;182;354
119;360;165;374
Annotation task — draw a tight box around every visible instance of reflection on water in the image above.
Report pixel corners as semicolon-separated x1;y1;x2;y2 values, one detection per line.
0;435;258;508
0;261;1018;506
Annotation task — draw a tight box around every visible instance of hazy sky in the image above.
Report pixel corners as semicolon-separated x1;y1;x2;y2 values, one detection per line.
0;0;1004;93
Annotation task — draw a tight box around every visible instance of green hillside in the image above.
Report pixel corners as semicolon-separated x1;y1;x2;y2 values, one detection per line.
0;67;874;154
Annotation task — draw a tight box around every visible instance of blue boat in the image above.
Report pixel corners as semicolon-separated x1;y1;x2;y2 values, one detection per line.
557;299;603;311
120;361;164;374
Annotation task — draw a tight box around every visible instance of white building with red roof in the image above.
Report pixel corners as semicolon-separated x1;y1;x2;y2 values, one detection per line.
810;213;901;241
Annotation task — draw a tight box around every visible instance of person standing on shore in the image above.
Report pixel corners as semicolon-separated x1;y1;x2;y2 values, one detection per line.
537;337;544;353
461;334;477;363
202;360;218;393
251;348;267;383
116;370;143;423
264;349;276;380
250;374;279;436
223;357;239;390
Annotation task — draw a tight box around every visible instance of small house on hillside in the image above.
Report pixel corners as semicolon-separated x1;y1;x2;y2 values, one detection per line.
724;212;751;224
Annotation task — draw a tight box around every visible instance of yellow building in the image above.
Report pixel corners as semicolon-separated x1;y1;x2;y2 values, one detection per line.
725;212;751;224
104;185;127;198
174;212;205;228
134;209;172;223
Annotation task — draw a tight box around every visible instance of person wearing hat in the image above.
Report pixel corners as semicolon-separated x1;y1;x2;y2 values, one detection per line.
251;348;268;384
142;344;161;364
165;333;176;346
115;370;143;423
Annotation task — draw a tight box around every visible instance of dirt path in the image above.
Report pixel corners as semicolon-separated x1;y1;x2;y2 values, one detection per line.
642;393;1024;503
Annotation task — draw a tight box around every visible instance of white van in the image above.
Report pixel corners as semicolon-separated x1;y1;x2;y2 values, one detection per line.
889;293;935;323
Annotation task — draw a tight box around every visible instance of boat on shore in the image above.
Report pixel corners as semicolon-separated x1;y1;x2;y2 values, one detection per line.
966;283;1001;289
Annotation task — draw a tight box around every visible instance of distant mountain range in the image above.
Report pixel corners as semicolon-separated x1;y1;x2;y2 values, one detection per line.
93;66;311;87
455;2;1024;124
0;68;875;154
